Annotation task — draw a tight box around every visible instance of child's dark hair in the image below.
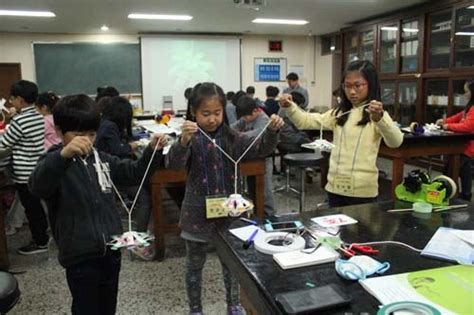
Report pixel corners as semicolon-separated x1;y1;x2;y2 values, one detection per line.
246;86;255;94
290;91;306;107
10;80;38;104
266;86;279;98
336;60;380;126
231;90;246;106
53;95;101;134
102;96;134;139
465;79;474;114
96;96;112;114
236;96;258;119
226;91;235;101
95;86;119;102
36;92;59;113
286;72;299;81
188;82;228;125
184;87;193;100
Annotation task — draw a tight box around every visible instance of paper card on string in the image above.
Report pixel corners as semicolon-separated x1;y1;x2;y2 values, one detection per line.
205;196;228;219
311;214;358;228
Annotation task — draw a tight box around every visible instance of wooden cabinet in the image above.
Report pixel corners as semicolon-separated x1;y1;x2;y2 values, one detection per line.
338;0;474;125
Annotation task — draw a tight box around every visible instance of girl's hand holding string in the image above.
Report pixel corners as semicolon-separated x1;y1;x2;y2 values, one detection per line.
268;114;284;131
149;133;167;150
180;120;198;146
367;100;384;122
278;93;293;108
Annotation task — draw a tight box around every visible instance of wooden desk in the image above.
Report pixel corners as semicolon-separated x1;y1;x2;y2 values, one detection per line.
150;159;266;260
379;132;474;198
214;200;474;314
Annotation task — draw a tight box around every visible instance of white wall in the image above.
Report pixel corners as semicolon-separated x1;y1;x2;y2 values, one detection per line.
0;32;334;109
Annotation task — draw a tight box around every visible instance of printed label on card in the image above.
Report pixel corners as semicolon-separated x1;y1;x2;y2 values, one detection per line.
311;214;358;228
205;195;228;219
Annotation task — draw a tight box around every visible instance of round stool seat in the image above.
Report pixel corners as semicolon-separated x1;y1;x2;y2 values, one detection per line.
283;153;322;168
0;272;20;314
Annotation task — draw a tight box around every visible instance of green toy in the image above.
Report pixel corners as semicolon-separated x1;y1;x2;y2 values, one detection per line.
395;170;457;206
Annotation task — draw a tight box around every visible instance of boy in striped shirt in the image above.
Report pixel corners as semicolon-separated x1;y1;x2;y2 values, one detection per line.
0;80;49;255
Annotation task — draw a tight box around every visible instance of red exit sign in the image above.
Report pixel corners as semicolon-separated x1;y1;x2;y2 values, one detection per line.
269;40;282;52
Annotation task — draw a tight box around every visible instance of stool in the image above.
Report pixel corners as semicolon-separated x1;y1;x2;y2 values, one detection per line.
0;272;20;314
273;152;322;212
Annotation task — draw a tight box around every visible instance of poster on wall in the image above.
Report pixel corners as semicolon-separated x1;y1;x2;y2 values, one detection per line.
254;58;287;82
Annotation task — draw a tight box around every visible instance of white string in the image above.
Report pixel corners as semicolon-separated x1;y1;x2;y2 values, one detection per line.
95;140;161;232
197;127;237;163
334;102;371;119
235;120;272;164
198;120;272;196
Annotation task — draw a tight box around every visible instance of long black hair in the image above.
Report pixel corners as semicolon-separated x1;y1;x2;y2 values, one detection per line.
102;96;133;139
465;80;474;114
336;60;380;127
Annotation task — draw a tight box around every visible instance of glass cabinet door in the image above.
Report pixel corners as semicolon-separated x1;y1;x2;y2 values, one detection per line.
428;11;452;69
454;6;474;67
401;20;419;72
398;82;417;126
453;79;469;113
425;80;449;122
344;32;359;66
380;25;398;73
381;81;396;118
360;29;375;62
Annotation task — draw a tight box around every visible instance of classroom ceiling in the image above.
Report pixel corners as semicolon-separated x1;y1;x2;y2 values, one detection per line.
0;0;429;36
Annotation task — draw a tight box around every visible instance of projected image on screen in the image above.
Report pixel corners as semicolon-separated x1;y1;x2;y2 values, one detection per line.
141;36;241;112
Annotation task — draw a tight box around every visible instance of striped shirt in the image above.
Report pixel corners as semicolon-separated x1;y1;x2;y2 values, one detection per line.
1;105;45;183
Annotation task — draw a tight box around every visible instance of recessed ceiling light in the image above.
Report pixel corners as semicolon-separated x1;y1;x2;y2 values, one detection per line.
128;13;192;21
0;10;55;17
101;25;109;31
252;18;308;25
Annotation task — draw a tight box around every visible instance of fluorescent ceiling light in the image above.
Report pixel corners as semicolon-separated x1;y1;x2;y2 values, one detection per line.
128;13;192;21
455;32;474;36
469;5;474;9
403;28;419;33
381;26;398;31
101;25;109;31
0;10;55;17
252;18;308;25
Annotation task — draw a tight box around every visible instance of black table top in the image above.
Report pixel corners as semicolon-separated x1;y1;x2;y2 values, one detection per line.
214;200;474;314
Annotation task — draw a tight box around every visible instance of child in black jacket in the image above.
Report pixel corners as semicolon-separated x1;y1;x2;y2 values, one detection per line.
29;94;166;315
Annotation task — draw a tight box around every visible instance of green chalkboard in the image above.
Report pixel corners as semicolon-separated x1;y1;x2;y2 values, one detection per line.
33;43;141;95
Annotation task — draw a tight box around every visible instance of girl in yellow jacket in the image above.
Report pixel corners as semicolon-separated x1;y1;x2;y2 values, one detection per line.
280;60;403;207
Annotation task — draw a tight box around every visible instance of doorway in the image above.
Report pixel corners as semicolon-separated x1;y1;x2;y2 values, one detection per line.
0;63;22;102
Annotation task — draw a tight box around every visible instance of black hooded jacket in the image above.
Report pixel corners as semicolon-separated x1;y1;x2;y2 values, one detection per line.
29;144;162;267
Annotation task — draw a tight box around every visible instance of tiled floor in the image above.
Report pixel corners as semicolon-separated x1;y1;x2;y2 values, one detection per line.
3;157;461;314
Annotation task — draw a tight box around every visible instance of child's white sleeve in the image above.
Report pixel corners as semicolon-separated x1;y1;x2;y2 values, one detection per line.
285;103;335;131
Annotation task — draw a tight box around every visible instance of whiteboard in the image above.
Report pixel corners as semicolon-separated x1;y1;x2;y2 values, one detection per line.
141;35;241;112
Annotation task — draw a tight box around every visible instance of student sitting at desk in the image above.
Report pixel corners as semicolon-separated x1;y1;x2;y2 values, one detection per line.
231;95;275;216
436;79;474;201
280;60;403;207
29;94;166;314
167;82;283;315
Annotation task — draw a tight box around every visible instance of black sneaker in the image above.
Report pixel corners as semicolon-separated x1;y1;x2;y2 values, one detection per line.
17;241;49;255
